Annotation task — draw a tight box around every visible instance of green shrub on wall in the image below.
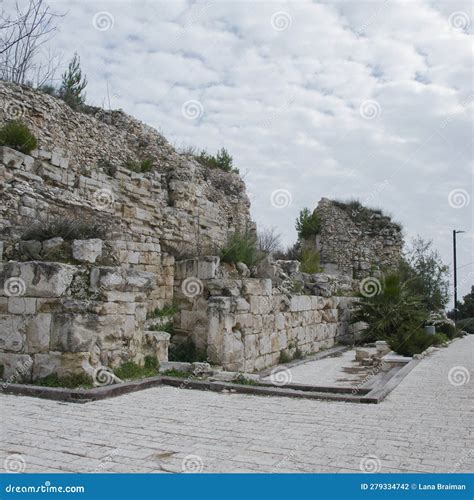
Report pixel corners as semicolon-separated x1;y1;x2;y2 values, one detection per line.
295;208;321;240
0;121;38;154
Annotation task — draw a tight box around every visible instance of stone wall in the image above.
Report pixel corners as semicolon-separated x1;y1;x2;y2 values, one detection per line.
173;257;357;372
0;82;253;255
0;260;170;383
314;197;403;278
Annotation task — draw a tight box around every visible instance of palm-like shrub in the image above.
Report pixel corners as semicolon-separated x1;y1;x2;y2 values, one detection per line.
352;274;428;343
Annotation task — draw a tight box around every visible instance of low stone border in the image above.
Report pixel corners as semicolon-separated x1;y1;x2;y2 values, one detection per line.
0;357;419;405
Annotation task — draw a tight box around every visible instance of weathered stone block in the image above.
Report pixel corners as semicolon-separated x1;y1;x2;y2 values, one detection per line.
0;262;75;298
26;313;51;353
72;239;103;263
8;297;36;315
0;353;32;383
0;315;25;352
50;313;99;352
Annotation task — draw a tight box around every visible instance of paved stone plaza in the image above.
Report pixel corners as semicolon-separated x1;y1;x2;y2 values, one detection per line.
0;336;472;474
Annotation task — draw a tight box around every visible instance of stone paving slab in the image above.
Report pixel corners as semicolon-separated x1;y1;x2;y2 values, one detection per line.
0;336;472;473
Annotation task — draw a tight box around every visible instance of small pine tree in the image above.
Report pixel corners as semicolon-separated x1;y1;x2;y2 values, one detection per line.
215;147;234;172
295;208;321;240
59;53;87;109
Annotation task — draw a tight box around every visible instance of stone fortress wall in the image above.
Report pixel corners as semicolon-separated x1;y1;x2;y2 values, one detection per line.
0;82;403;382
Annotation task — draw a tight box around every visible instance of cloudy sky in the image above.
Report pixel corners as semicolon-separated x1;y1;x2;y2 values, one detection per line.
30;0;474;298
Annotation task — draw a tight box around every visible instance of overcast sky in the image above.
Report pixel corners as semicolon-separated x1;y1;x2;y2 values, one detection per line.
34;0;474;299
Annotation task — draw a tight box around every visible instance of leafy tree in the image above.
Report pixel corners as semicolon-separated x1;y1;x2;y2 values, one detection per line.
58;53;87;109
295;208;320;240
400;237;450;311
450;286;474;320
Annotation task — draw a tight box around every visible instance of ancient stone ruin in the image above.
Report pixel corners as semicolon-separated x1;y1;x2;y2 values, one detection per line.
0;82;404;384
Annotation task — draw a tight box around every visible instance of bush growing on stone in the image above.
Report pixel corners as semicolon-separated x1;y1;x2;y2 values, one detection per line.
21;217;107;242
195;147;239;174
0;120;38;154
299;247;322;273
123;157;154;173
220;230;264;267
295;208;321;240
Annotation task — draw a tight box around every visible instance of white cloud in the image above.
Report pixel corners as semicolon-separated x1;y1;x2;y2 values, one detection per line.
41;0;474;299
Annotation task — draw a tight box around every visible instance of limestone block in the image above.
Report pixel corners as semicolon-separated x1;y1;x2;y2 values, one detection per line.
26;313;51;353
244;334;258;359
270;332;280;352
196;257;220;280
8;297;36;315
0;146;25;169
0;262;75;298
243;279;272;296
322;308;338;323
32;352;60;380
249;296;271;315
235;297;250;312
19;240;42;260
259;333;272;355
0;241;3;261
236;262;250;277
72;239;103;263
42;237;65;255
0;315;25;352
50;313;99;352
275;313;285;331
0;298;7;313
0;353;32;383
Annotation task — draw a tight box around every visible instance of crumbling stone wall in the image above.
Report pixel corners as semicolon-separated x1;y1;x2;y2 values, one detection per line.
0;82;253;255
0;260;170;383
315;198;403;278
173;257;357;372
